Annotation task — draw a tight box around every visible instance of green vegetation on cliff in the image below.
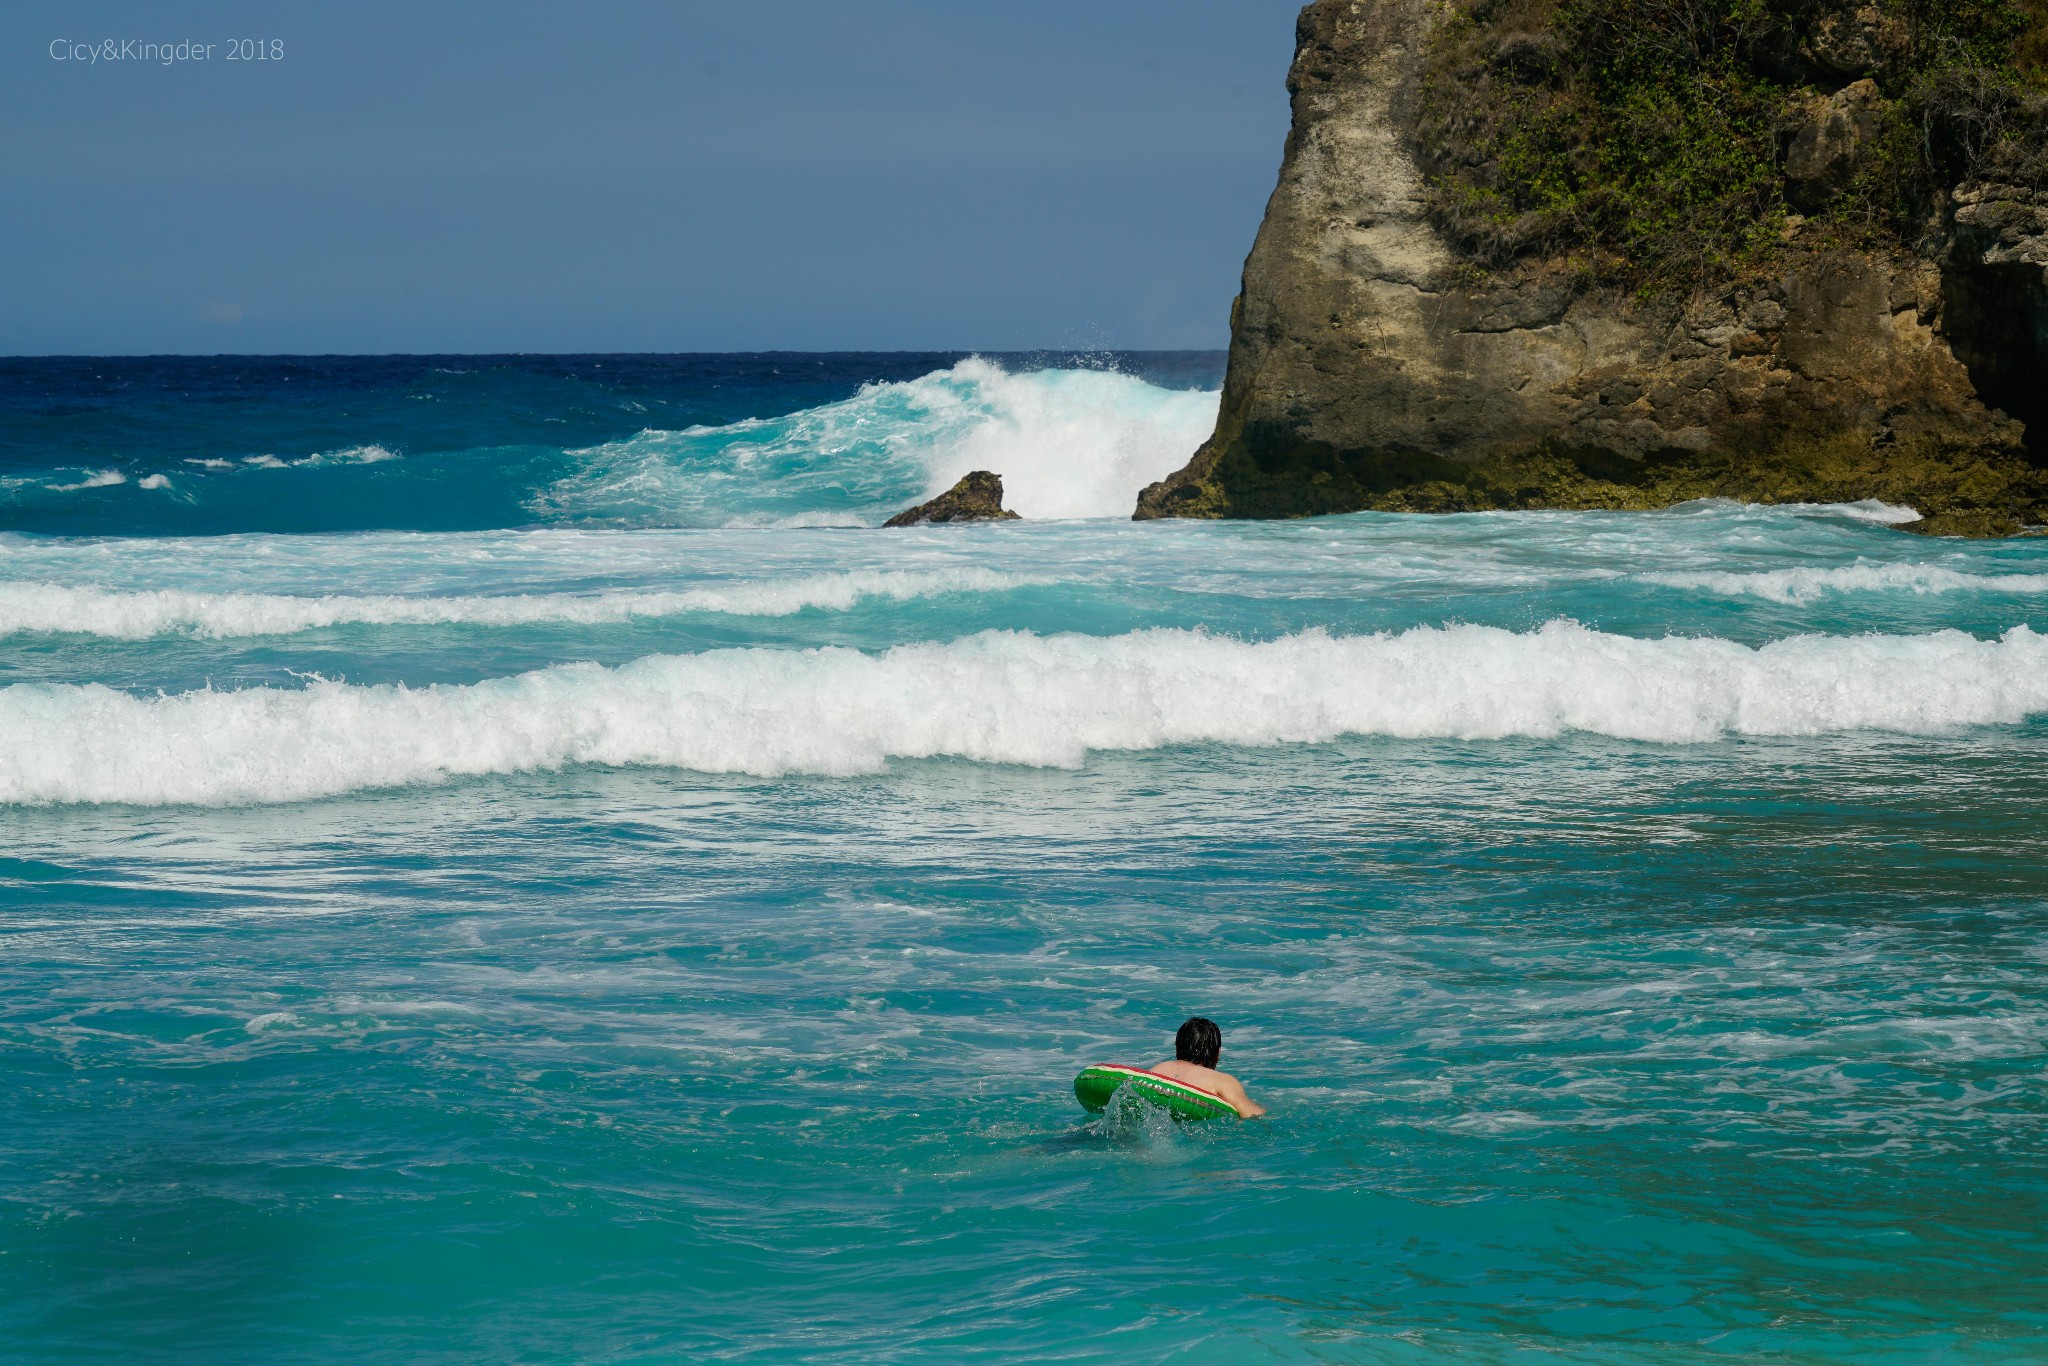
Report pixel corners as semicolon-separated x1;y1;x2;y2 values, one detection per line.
1134;0;2048;534
1418;0;2048;291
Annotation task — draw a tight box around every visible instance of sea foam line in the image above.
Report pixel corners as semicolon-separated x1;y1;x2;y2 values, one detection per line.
1643;562;2048;604
5;620;2045;806
0;570;1045;639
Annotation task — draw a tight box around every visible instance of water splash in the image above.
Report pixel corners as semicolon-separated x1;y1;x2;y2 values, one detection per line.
536;359;1218;526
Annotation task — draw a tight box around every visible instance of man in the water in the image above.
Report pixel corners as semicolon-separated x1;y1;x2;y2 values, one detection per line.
1154;1016;1266;1117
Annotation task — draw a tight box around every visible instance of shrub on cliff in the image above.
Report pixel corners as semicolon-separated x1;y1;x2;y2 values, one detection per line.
1418;0;2048;292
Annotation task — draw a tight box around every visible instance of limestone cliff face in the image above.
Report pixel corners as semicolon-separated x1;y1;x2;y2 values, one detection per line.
1136;0;2048;535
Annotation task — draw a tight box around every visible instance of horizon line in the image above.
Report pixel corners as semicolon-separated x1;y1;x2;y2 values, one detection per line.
1;347;1229;362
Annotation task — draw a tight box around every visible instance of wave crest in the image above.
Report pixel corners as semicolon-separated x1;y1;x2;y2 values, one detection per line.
536;359;1217;526
1644;562;2048;603
6;621;2045;806
0;570;1044;640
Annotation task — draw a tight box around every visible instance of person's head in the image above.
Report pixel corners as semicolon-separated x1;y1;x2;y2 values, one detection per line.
1175;1016;1222;1069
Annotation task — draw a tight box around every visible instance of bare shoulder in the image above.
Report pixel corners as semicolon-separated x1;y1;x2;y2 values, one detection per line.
1207;1068;1250;1101
1206;1068;1267;1118
1151;1059;1220;1087
1153;1060;1264;1116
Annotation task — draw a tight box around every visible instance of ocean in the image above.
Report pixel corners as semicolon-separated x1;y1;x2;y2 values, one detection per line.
3;352;2045;1362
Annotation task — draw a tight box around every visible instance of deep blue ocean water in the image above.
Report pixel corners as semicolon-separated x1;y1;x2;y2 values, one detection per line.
4;352;2047;1362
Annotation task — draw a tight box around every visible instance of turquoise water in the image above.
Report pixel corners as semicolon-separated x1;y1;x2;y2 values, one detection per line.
5;356;2048;1360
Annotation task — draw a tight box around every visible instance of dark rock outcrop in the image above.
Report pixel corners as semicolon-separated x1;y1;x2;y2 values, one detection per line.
883;471;1021;527
1945;183;2048;450
1784;80;1884;211
1135;0;2048;535
1802;4;1905;77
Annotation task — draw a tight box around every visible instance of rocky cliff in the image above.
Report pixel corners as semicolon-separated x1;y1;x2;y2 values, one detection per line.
1136;0;2048;534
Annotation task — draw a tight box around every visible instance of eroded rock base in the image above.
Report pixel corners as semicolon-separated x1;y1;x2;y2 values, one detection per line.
1147;430;2044;537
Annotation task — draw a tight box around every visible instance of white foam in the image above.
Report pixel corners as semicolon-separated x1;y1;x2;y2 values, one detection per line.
7;620;2046;806
893;360;1217;520
47;470;127;492
176;445;403;476
0;569;1043;640
315;444;401;466
1820;499;1925;525
238;444;399;469
539;358;1217;526
1644;562;2048;604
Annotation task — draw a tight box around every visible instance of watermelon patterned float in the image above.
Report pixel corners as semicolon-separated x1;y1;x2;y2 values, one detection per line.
1073;1064;1241;1121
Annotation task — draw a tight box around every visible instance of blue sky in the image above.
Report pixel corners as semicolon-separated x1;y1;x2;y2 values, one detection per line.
3;1;1303;354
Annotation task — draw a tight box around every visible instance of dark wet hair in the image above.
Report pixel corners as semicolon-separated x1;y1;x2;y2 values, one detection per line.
1175;1017;1221;1069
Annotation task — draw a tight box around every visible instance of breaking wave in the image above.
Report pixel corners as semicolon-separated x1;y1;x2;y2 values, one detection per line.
1644;561;2048;604
1792;499;1924;526
536;358;1217;526
0;570;1046;640
183;444;402;473
7;620;2046;806
0;361;1215;535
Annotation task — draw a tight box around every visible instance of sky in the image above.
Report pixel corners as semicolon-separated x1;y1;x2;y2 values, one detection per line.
3;1;1304;355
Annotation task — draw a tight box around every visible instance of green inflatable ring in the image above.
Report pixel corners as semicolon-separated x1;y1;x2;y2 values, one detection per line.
1074;1064;1241;1122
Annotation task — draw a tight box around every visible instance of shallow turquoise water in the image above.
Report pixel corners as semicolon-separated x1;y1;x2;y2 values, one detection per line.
4;357;2047;1360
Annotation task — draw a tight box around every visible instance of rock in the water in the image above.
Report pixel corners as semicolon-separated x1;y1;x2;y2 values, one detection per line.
883;471;1021;527
1134;0;2048;536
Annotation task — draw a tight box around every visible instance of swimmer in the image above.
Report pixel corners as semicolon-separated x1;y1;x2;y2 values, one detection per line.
1153;1016;1265;1118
